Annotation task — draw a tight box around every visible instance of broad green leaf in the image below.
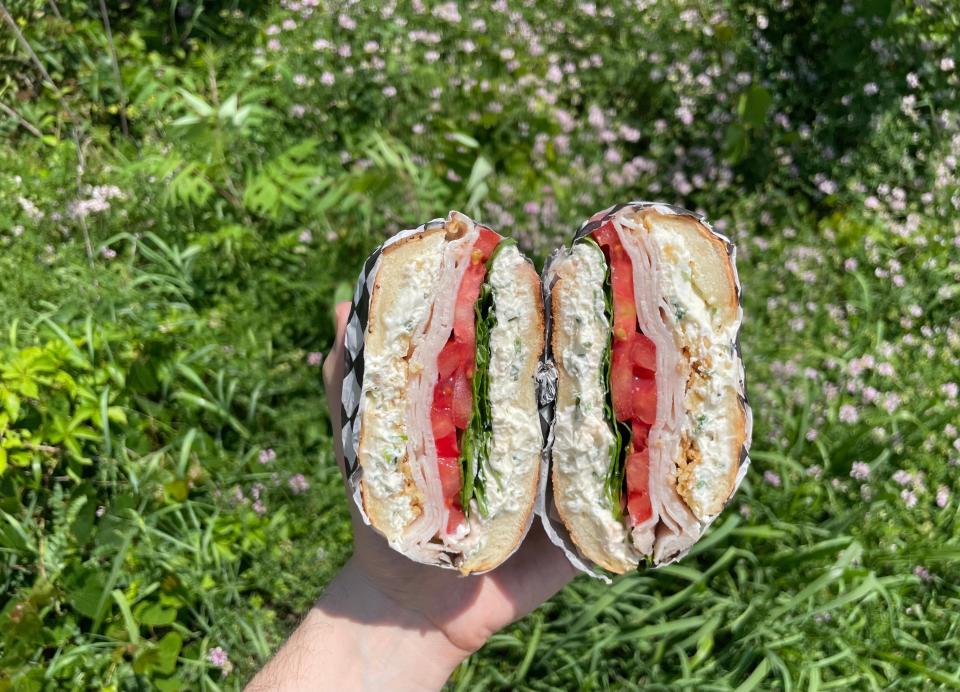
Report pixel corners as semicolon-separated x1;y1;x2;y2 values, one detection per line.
68;570;108;619
137;600;178;627
723;123;749;162
2;389;20;421
738;85;772;128
177;88;214;117
219;93;239;120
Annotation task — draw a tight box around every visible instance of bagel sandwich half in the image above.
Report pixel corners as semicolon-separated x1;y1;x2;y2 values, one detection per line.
548;203;750;573
354;211;544;573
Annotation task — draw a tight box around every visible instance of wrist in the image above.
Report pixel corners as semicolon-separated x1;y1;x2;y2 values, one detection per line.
312;559;470;690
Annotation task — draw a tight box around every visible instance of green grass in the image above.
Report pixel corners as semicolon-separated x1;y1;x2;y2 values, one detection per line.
1;0;959;689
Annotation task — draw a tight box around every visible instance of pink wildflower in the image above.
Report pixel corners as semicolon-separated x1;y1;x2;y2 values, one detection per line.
892;470;913;486
839;404;859;423
936;485;950;508
900;489;918;508
288;473;310;494
208;646;233;677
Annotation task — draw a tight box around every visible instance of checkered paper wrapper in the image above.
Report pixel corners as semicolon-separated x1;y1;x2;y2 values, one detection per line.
340;213;543;573
536;201;753;582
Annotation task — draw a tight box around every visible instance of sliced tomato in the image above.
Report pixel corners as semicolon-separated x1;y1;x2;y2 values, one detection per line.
437;456;462;500
473;227;501;260
631;420;650;453
592;221;662;526
437;341;469;379
630;376;657;424
435;432;458;457
609;249;637;340
625;450;649;497
625;450;652;524
432;376;453;411
446;504;466;535
611;360;634;423
629;333;657;371
592;221;637;340
438;456;466;534
627;492;652;525
451;367;473;428
453;263;486;342
452;229;501;342
591;220;618;248
432;408;456;441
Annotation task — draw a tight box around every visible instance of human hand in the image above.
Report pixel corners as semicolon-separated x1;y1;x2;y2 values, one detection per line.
248;301;577;691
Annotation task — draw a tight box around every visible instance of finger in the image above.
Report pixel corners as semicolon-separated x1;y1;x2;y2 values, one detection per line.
322;301;351;399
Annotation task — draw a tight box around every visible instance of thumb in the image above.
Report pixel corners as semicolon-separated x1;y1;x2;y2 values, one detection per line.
322;302;352;392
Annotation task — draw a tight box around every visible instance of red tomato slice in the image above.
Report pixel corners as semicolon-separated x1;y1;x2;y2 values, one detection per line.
437;341;469;379
432;376;453;411
629;333;657;372
453;264;485;342
592;222;660;523
609;250;637;340
627;492;652;525
630;377;657;424
451;367;473;429
631;420;650;453
437;456;462;500
435;433;458;457
437;456;465;534
591;220;618;248
625;450;649;496
452;230;500;342
432;408;456;442
446;504;466;535
592;222;637;340
431;228;500;539
611;353;634;422
473;227;501;260
625;450;652;524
